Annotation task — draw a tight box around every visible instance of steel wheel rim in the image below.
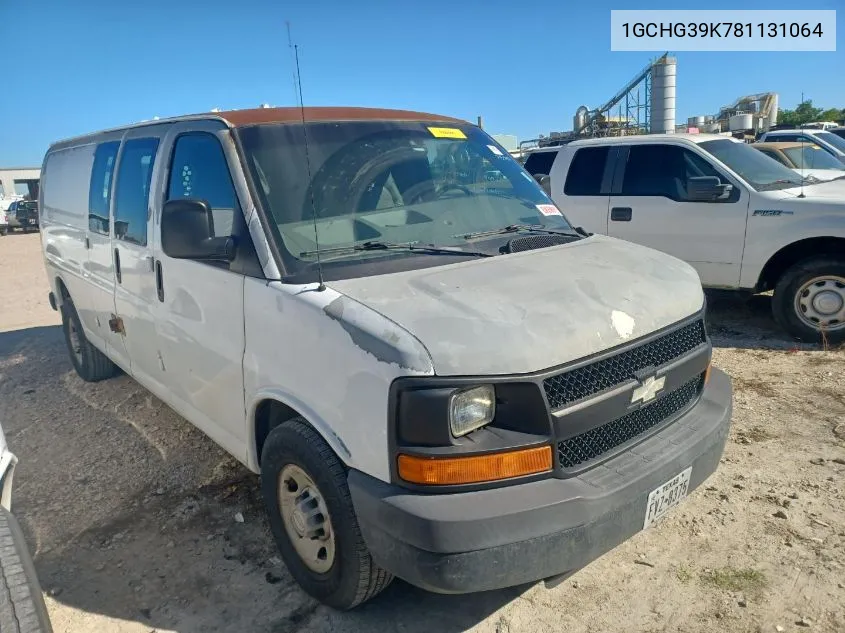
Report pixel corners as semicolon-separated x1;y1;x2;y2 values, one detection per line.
278;464;335;574
794;275;845;332
67;319;83;361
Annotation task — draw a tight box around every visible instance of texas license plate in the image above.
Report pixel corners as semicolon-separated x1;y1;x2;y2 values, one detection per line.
643;467;692;529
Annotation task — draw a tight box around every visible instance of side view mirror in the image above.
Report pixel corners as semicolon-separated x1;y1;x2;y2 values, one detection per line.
533;173;552;196
161;199;236;261
687;176;733;202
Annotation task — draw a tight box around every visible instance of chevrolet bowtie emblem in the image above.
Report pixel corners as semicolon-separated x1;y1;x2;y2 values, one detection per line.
631;375;666;404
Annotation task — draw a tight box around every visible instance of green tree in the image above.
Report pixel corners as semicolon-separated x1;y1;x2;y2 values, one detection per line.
778;100;844;126
819;107;845;122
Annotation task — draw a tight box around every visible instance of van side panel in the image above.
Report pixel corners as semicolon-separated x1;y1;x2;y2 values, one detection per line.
242;279;434;479
40;145;103;346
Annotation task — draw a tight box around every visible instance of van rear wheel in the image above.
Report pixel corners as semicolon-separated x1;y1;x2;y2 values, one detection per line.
773;257;845;345
61;297;118;382
260;418;393;609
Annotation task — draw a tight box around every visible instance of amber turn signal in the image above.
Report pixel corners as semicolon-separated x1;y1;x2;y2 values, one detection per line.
704;361;712;385
397;445;553;485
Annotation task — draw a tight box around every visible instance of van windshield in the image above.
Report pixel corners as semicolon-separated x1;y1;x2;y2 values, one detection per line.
238;121;570;277
699;139;804;191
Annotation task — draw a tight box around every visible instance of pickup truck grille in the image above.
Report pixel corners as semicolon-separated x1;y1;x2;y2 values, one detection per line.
543;319;706;410
557;374;704;469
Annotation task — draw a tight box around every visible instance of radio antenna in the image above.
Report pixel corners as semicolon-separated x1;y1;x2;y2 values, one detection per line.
798;91;806;198
285;22;301;108
292;40;326;291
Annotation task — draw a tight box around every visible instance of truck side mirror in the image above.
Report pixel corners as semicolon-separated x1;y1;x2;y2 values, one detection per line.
687;176;733;202
533;173;552;196
161;199;236;261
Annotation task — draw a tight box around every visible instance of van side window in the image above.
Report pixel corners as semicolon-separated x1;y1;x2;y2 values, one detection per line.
88;141;120;235
114;138;159;245
523;151;557;177
564;147;609;196
166;133;236;237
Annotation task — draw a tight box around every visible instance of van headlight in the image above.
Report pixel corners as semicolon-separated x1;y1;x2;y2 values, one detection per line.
449;385;496;437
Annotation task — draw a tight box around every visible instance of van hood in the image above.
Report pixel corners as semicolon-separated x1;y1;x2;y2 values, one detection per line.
328;235;705;376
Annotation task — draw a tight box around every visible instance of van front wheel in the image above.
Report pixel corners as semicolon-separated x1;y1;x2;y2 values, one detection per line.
773;257;845;345
60;298;118;382
260;418;393;609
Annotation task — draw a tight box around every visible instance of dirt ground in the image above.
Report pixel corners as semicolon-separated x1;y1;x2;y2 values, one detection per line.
0;231;843;633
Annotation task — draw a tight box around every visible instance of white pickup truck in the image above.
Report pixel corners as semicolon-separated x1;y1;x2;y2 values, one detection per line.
524;134;845;343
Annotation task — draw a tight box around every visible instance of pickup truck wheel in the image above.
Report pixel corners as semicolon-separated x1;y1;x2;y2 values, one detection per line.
773;258;845;344
60;298;118;382
0;508;54;633
260;418;393;609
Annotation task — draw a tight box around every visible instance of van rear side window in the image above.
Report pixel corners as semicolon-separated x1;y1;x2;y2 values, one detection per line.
114;138;159;246
88;142;119;235
564;147;609;196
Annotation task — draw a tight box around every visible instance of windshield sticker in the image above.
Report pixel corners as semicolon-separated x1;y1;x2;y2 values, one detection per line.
427;127;467;139
487;144;503;156
536;204;562;217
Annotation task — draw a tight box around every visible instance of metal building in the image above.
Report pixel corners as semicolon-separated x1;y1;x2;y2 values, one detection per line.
0;167;41;205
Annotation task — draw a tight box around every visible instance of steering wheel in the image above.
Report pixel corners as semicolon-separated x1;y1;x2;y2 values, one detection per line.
403;181;473;205
437;183;473;197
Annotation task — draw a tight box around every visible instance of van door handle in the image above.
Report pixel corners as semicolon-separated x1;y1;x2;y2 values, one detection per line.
114;248;122;284
155;260;164;302
85;237;90;250
610;207;632;222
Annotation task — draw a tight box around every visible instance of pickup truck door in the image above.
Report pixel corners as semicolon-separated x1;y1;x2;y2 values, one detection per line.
552;146;614;234
150;121;255;456
606;143;748;288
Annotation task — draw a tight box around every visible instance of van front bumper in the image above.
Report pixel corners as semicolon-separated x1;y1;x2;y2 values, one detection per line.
348;368;732;594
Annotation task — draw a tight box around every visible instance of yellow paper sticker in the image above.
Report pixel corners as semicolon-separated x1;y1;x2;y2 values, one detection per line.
427;127;467;139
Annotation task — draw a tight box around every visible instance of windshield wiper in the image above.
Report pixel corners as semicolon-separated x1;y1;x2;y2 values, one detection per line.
757;179;803;191
458;223;583;240
300;240;492;258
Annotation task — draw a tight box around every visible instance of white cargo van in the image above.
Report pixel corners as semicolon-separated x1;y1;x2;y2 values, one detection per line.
40;108;732;609
525;134;845;343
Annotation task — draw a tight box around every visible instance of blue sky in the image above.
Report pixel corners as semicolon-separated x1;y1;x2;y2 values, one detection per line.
0;0;842;166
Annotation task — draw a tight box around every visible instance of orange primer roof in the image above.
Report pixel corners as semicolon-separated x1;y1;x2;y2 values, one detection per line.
214;106;466;127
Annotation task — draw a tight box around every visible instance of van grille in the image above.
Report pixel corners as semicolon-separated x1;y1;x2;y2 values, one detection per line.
543;319;706;410
557;375;704;469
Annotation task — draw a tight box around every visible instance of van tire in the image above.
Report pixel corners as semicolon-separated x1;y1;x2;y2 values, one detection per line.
260;418;393;610
772;257;845;345
0;508;54;633
60;298;118;382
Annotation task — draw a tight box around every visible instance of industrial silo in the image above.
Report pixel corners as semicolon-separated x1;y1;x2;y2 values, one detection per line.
574;106;589;133
650;56;677;134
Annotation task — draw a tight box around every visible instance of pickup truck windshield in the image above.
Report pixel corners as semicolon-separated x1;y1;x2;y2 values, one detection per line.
699;139;804;191
238;121;570;276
